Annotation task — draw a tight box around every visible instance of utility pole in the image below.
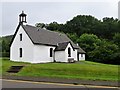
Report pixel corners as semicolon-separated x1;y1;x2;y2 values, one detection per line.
118;1;120;20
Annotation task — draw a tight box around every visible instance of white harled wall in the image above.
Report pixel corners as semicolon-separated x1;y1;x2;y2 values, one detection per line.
33;45;55;63
73;49;77;61
10;26;34;63
55;51;65;62
55;43;78;62
79;54;85;60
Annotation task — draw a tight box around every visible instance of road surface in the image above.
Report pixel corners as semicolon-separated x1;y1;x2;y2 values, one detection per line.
1;79;118;89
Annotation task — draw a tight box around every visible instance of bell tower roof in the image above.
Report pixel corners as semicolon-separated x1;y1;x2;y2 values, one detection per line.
19;11;27;16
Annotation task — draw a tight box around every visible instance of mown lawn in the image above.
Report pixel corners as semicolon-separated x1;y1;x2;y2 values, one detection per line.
1;58;119;81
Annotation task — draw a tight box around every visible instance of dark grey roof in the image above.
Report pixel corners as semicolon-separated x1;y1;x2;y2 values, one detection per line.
76;44;86;53
55;42;69;51
22;25;78;47
11;24;85;53
77;47;86;53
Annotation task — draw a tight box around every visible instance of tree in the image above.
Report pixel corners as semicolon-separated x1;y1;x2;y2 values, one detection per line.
113;33;120;47
35;23;45;28
45;22;60;31
63;15;100;36
2;40;6;52
0;35;13;57
77;33;101;52
35;15;120;40
76;34;102;60
66;33;78;43
89;40;119;64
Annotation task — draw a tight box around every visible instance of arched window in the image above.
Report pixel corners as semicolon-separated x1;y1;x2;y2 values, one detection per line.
50;48;53;57
68;47;71;57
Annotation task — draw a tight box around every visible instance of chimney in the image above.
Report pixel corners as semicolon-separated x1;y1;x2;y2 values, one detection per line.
76;43;79;46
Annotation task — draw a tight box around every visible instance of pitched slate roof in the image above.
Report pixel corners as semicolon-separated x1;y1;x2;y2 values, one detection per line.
77;47;86;53
54;41;85;53
11;23;85;53
22;25;77;47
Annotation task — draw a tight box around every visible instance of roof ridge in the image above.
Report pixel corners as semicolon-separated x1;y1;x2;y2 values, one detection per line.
58;41;70;44
25;24;64;35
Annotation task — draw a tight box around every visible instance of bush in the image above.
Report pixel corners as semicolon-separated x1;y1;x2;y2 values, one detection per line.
110;52;120;64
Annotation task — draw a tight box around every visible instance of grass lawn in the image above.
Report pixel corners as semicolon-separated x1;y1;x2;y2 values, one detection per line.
1;58;119;81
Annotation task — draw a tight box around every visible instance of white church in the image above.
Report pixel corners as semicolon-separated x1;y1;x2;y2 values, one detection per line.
10;11;86;63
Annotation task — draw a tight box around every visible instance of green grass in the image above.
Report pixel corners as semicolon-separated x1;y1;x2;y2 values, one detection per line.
1;58;119;81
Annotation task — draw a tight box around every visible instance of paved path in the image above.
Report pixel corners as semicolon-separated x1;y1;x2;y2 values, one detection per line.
1;79;118;89
2;75;119;87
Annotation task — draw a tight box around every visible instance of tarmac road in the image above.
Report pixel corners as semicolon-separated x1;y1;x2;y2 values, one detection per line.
1;79;118;89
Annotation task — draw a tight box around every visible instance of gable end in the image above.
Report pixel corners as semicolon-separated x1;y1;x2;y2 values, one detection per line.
10;23;34;47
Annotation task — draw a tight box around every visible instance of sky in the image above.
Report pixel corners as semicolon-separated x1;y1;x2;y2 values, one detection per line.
0;0;120;36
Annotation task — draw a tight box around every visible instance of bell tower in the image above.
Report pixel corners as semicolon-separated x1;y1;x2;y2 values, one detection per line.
19;11;27;24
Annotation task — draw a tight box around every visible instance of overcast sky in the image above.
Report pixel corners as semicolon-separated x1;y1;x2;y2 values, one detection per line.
1;0;120;36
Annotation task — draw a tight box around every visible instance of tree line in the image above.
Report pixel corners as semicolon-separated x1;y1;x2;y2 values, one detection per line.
1;15;120;64
0;35;13;57
36;15;120;40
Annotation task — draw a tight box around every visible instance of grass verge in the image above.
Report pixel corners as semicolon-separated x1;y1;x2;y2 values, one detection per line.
1;58;118;81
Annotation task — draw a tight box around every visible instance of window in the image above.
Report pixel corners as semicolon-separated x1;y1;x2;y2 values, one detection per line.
20;34;22;41
50;48;53;57
81;54;83;57
68;47;71;57
19;48;22;57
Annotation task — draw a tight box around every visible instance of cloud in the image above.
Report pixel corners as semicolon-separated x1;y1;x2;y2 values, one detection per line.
1;1;119;36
